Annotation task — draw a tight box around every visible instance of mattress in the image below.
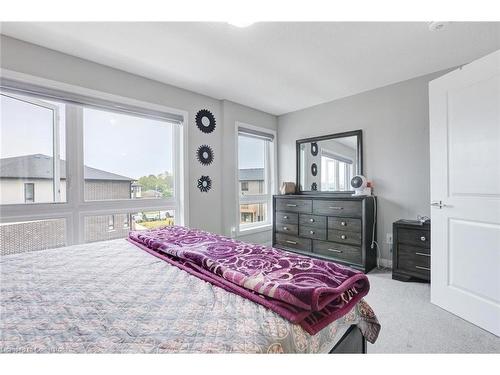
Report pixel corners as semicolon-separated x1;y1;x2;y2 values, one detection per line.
0;239;378;353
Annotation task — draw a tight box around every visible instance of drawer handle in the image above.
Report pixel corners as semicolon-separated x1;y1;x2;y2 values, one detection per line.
283;226;289;231
309;218;315;223
341;221;347;226
285;240;297;245
287;204;298;207
329;206;344;210
283;215;288;219
341;234;347;240
416;265;430;271
420;236;427;242
309;230;315;235
415;252;430;257
328;248;343;253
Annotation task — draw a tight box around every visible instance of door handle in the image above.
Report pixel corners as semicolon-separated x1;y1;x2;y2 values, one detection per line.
431;200;448;209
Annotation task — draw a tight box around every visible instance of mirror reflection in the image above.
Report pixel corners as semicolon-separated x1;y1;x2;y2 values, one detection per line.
298;135;360;192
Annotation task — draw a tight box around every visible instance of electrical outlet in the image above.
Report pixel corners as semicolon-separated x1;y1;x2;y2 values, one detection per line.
386;233;393;244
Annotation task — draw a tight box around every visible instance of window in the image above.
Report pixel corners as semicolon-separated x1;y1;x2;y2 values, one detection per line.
0;80;184;253
108;215;115;231
321;152;353;191
84;210;174;243
83;107;175;201
24;183;35;203
237;124;275;232
1;92;66;204
123;215;130;229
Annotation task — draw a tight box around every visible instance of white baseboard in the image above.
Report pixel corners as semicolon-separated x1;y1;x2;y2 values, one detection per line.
378;258;393;269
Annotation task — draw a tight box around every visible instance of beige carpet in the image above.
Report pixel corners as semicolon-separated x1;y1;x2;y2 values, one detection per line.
364;269;500;353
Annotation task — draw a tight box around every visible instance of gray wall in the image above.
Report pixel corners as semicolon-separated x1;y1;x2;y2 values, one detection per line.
0;35;278;244
278;70;452;264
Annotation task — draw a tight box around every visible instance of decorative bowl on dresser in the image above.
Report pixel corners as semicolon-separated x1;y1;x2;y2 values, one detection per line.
392;220;431;282
272;194;377;273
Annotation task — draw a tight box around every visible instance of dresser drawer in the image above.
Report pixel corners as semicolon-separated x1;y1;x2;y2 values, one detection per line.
328;229;362;245
275;233;312;252
275;223;298;236
312;200;362;217
313;240;362;265
276;211;298;225
276;199;312;213
397;244;430;279
328;217;362;232
398;228;430;248
299;225;327;241
299;214;326;228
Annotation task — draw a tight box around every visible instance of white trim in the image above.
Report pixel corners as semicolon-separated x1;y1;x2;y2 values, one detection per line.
238;224;273;236
0;69;186;120
235;121;277;236
1;91;62;202
0;69;188;245
379;258;393;269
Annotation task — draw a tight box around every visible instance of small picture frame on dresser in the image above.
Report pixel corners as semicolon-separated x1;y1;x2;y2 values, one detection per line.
392;220;431;282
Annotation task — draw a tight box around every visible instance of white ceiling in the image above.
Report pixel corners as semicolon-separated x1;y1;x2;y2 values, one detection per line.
1;22;499;115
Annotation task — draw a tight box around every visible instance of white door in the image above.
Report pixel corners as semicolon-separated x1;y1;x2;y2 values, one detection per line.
429;50;500;336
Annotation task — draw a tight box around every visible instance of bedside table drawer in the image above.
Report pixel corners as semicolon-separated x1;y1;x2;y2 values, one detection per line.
397;244;431;278
398;228;430;248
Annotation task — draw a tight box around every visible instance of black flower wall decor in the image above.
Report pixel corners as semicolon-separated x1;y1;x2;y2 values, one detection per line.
311;182;318;191
195;109;216;134
197;175;212;193
311;163;318;176
311;142;318;156
196;145;214;166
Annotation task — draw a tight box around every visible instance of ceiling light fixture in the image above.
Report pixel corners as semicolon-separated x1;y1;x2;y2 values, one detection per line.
428;21;449;32
227;21;255;28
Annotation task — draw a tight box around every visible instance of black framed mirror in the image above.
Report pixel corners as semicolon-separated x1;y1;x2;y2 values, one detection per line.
296;130;363;194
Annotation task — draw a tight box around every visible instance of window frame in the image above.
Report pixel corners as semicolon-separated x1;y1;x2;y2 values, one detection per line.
235;122;277;235
24;183;35;203
321;151;353;191
1;91;62;203
0;70;188;246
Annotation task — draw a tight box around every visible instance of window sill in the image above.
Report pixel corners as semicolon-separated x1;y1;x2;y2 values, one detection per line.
238;224;272;236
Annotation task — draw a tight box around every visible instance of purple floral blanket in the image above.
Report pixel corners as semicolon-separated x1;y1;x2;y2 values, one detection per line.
128;226;371;336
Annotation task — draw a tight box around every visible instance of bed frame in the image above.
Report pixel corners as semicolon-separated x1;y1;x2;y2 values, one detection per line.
329;325;367;354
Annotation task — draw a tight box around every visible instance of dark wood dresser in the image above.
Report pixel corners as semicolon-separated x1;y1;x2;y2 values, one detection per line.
392;220;431;282
272;194;377;273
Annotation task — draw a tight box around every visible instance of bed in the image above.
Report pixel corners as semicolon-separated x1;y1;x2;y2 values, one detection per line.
0;236;379;354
